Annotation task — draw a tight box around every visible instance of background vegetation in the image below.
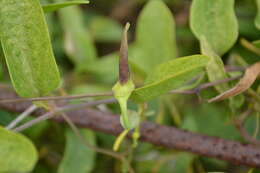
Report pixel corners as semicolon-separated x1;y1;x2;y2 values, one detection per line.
0;0;260;172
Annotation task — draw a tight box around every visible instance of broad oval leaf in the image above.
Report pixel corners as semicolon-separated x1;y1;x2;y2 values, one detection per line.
0;127;38;172
86;55;118;83
130;55;210;103
42;1;89;13
89;16;123;42
130;0;177;73
255;0;260;30
0;0;60;97
190;0;238;55
58;129;96;173
57;3;97;72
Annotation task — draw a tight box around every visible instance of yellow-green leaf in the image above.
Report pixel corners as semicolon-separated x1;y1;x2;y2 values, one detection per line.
42;1;89;13
190;0;238;55
0;0;60;97
255;0;260;30
201;37;229;93
89;16;123;42
131;55;210;103
201;37;244;109
253;40;260;49
58;129;96;173
57;1;97;72
130;0;177;73
0;127;38;172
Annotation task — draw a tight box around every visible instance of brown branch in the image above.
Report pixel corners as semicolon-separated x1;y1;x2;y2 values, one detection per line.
1;88;260;168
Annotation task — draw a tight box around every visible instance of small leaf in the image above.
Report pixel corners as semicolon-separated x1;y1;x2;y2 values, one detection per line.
131;55;210;103
87;55;118;83
42;1;89;13
57;3;97;72
173;153;195;173
253;40;260;49
130;0;177;73
58;129;96;173
89;16;123;42
182;104;241;140
0;127;38;172
208;62;260;102
119;110;140;130
201;37;229;93
190;0;238;55
255;0;260;30
0;0;60;97
201;37;244;109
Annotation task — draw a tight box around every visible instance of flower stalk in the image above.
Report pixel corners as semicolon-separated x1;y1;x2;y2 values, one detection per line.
112;22;135;130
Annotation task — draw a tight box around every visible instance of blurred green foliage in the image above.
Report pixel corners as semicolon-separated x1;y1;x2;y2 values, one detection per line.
0;0;259;172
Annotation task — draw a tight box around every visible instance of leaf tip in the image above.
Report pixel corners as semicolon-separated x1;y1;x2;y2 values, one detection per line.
125;22;130;32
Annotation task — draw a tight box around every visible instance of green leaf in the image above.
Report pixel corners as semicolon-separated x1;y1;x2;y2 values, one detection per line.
0;0;60;97
182;104;241;140
200;37;229;93
88;49;147;84
120;110;140;130
255;0;260;30
253;40;260;48
42;1;89;13
57;3;97;72
190;0;238;55
130;55;210;103
89;16;123;42
201;37;244;109
58;129;96;173
130;0;177;73
70;84;110;95
86;55;118;83
0;127;38;172
173;153;195;173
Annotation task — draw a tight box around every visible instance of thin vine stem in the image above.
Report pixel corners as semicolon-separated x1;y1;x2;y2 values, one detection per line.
235;110;260;145
240;38;260;56
170;75;241;95
60;113;125;160
54;108;135;172
13;98;116;132
0;92;113;103
6;104;38;130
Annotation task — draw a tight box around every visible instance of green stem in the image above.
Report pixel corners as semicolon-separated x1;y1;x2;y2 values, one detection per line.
119;98;130;129
113;129;130;151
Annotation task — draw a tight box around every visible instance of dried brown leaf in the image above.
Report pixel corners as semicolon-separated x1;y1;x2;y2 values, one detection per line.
208;62;260;103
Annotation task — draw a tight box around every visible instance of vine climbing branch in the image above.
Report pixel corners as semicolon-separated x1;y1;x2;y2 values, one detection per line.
0;87;260;168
